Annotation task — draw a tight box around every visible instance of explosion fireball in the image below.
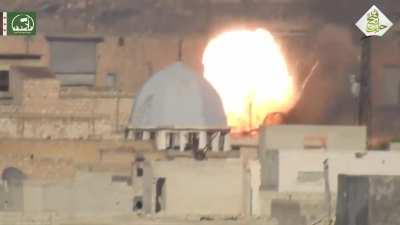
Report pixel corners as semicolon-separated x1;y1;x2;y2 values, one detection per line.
203;28;295;132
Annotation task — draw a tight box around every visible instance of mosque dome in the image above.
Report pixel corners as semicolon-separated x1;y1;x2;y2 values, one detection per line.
129;62;228;129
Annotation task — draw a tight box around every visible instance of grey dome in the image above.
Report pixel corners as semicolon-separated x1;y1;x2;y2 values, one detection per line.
129;62;228;129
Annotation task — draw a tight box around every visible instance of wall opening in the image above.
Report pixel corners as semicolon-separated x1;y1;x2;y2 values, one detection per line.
0;70;9;92
133;196;143;211
1;167;26;211
134;131;143;141
219;132;226;151
206;131;214;147
134;156;145;178
150;131;156;140
166;132;179;150
155;177;166;213
136;167;143;177
186;132;199;150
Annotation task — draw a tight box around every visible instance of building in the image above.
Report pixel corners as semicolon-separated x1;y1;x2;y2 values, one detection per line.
254;124;400;224
128;62;230;151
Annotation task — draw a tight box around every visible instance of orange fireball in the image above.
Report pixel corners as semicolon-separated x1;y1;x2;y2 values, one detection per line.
202;28;295;132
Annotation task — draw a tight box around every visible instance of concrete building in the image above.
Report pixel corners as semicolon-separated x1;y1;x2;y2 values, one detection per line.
0;141;246;219
0;59;243;221
138;158;244;216
128;62;230;152
254;124;400;224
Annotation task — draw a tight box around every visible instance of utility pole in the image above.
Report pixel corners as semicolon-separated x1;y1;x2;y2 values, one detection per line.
355;5;393;146
358;36;373;145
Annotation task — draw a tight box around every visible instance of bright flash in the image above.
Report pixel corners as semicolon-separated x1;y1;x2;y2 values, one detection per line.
202;28;295;132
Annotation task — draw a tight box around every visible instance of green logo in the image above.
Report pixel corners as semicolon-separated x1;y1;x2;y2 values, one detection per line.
366;9;387;33
7;12;36;36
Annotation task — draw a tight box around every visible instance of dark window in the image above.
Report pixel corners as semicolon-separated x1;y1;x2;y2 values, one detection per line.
134;131;143;140
136;167;143;177
186;132;199;150
0;71;9;92
155;178;166;213
1;167;26;211
219;133;225;151
206;132;213;146
166;132;179;150
150;132;156;140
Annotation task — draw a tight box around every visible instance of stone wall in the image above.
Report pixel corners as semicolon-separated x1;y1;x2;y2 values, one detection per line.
0;153;76;182
0;112;117;140
0;139;153;165
0;36;50;66
0;74;133;140
91;33;207;93
0;34;206;95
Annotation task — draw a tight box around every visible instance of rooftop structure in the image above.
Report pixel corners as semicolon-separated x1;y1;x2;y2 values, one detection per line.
128;62;230;151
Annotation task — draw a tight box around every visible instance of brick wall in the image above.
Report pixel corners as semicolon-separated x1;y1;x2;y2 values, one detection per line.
0;154;75;180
